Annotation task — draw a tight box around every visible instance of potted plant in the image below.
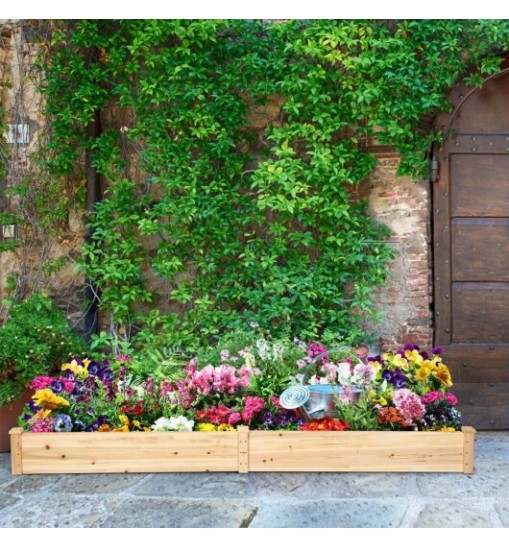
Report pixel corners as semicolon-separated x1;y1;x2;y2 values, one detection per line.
0;291;87;451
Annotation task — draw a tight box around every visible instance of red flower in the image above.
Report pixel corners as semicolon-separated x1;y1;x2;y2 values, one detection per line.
299;417;349;431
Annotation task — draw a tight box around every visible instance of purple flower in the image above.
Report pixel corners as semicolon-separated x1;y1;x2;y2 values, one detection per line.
98;368;114;383
51;380;64;394
54;414;73;432
87;361;100;376
431;346;444;355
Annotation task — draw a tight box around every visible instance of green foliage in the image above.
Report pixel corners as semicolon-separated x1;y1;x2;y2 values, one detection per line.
0;292;89;405
24;19;509;348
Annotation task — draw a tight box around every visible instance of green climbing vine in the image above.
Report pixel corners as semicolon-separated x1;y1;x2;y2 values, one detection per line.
5;19;509;347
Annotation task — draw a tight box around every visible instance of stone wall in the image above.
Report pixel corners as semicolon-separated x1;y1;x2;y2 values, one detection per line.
0;21;87;330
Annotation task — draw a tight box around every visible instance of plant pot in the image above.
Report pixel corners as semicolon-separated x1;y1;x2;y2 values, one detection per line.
354;345;370;364
0;389;31;452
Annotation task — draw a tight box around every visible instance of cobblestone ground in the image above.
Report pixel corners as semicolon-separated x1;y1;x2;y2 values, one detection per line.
0;432;507;528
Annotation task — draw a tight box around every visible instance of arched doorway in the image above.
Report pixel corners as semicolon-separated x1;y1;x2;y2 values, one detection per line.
433;71;509;429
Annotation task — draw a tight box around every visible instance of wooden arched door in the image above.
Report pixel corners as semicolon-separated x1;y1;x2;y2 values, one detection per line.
433;71;509;429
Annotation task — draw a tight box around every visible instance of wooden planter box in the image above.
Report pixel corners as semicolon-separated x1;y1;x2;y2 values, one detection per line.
9;426;476;474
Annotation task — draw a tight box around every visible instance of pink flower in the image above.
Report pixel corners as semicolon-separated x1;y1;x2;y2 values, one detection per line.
116;354;131;363
61;379;75;392
420;391;443;405
30;417;55;432
446;393;458;405
393;388;425;424
242;396;265;422
228;412;242;425
29;376;55;391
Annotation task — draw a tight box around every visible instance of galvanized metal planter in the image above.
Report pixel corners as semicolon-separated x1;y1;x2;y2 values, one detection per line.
9;426;476;475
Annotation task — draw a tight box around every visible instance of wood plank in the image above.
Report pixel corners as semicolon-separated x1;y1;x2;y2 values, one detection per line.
442;344;509;383
247;431;468;473
453;383;509;430
462;426;476;473
9;428;23;475
450;73;509;134
12;429;475;474
452;283;509;343
19;431;239;474
450;154;509;217
451;219;509;282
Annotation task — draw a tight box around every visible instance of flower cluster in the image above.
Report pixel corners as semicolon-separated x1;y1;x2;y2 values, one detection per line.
17;337;463;434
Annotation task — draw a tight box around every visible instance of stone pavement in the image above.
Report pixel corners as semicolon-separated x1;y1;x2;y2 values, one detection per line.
0;431;508;528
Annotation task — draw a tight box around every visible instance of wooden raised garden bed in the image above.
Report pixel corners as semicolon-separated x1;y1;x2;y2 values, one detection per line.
9;425;476;474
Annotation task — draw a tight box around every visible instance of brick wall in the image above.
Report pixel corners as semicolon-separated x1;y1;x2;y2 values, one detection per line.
366;155;433;351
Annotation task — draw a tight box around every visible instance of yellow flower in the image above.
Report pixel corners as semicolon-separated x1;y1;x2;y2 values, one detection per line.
217;424;235;432
441;427;456;432
415;366;430;382
392;354;408;369
32;389;69;410
376;397;388;406
132;420;141;429
404;349;423;365
98;424;111;432
198;423;217;432
432;364;453;387
61;359;88;378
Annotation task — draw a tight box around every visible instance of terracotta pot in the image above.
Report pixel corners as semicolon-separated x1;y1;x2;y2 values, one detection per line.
0;389;31;452
354;345;369;364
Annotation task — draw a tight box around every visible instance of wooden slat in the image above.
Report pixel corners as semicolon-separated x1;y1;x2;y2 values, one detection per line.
19;431;239;474
12;429;475;474
451;154;509;217
453;383;509;430
452;283;509;343
443;344;509;383
450;73;509;134
451;219;509;282
247;431;469;473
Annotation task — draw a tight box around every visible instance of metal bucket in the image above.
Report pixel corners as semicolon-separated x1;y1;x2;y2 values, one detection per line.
280;346;364;421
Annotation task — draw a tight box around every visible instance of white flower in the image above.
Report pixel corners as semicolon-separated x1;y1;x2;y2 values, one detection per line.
151;417;173;431
168;416;194;431
336;362;353;384
255;338;270;360
151;416;194;431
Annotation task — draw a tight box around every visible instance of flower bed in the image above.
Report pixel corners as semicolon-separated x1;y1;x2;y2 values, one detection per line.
8;332;476;474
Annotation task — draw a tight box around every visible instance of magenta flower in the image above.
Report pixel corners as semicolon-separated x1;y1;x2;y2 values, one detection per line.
30;417;55;432
420;391;443;405
29;376;55;391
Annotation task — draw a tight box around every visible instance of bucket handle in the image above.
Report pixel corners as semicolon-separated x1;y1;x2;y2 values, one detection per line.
300;346;365;386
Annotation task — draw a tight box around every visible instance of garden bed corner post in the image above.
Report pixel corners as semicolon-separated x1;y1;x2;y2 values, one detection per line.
9;427;23;475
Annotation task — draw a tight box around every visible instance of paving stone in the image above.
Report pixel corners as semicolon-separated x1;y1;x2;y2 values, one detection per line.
0;494;113;528
48;473;149;495
280;472;419;499
102;498;258;528
412;501;494;528
2;475;56;496
495;502;509;527
0;453;11;476
131;472;252;498
0;490;20;513
250;499;407;528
